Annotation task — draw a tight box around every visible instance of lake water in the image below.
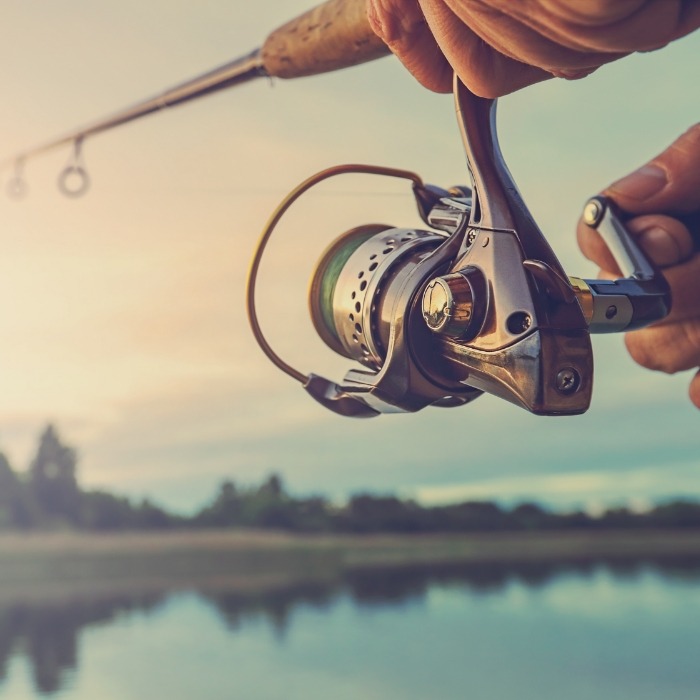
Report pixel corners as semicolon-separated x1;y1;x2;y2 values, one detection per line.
2;559;700;699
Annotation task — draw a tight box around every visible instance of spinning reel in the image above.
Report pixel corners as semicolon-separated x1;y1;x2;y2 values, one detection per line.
247;77;670;417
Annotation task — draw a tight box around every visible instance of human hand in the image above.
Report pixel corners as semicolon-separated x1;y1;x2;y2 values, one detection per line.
366;0;700;97
577;124;700;408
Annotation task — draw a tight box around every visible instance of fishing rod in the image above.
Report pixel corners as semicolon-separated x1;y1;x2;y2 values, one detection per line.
2;0;388;196
3;1;681;416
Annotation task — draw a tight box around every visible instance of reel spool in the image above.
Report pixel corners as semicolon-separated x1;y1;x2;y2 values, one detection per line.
309;225;445;370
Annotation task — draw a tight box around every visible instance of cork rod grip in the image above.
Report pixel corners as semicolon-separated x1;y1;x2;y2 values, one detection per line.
262;0;390;79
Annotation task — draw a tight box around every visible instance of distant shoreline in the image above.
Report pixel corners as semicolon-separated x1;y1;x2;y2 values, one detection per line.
1;528;699;602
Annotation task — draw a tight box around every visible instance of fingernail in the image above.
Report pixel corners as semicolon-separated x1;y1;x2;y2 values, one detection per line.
638;226;681;265
639;226;672;245
550;68;594;80
608;164;667;201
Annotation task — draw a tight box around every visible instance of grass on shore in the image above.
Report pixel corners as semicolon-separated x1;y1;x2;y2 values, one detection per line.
1;528;700;603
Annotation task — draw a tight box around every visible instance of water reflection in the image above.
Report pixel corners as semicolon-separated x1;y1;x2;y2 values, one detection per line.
0;593;166;695
3;557;700;696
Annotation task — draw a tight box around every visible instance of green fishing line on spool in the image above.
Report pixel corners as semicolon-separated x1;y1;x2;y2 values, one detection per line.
309;225;388;356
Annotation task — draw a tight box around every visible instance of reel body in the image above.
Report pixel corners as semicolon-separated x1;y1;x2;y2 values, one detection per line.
248;78;671;418
307;192;593;416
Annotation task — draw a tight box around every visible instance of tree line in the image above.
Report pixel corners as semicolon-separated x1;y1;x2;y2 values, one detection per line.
2;424;700;533
0;425;174;530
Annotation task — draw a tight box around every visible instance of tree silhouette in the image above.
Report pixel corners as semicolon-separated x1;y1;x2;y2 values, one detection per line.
0;451;37;528
28;425;80;526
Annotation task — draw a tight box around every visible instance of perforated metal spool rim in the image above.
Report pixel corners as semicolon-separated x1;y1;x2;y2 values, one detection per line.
331;228;445;367
308;224;392;359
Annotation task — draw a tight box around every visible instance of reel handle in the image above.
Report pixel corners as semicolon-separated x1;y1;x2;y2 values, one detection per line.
572;196;671;333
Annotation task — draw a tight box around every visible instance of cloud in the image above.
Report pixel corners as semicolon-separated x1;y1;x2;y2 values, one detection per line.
409;458;700;510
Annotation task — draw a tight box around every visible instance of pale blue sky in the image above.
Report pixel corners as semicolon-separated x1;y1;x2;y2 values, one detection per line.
0;1;698;513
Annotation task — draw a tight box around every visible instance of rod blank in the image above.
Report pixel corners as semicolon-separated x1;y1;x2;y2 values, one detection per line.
3;51;266;170
2;0;388;175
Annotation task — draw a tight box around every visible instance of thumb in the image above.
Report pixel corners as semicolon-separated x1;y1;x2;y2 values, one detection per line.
604;123;700;216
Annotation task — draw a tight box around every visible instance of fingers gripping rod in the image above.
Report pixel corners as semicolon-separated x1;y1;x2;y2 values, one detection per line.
1;0;388;192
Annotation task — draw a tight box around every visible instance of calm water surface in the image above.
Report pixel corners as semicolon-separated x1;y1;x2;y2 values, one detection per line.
2;561;700;699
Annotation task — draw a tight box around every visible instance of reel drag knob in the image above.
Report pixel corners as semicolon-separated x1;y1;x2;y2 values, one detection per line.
421;268;486;340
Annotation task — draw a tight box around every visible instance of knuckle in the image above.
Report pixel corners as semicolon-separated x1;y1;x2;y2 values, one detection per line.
366;0;424;45
366;0;401;44
667;122;700;160
625;322;700;375
463;75;500;99
624;333;667;372
450;54;501;98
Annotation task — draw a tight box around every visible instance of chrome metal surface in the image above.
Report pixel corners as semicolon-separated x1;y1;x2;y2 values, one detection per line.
579;196;671;332
309;224;392;359
583;196;655;280
330;228;443;367
426;198;471;234
441;77;593;414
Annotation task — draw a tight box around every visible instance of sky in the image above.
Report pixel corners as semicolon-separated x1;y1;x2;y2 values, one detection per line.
0;0;698;514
